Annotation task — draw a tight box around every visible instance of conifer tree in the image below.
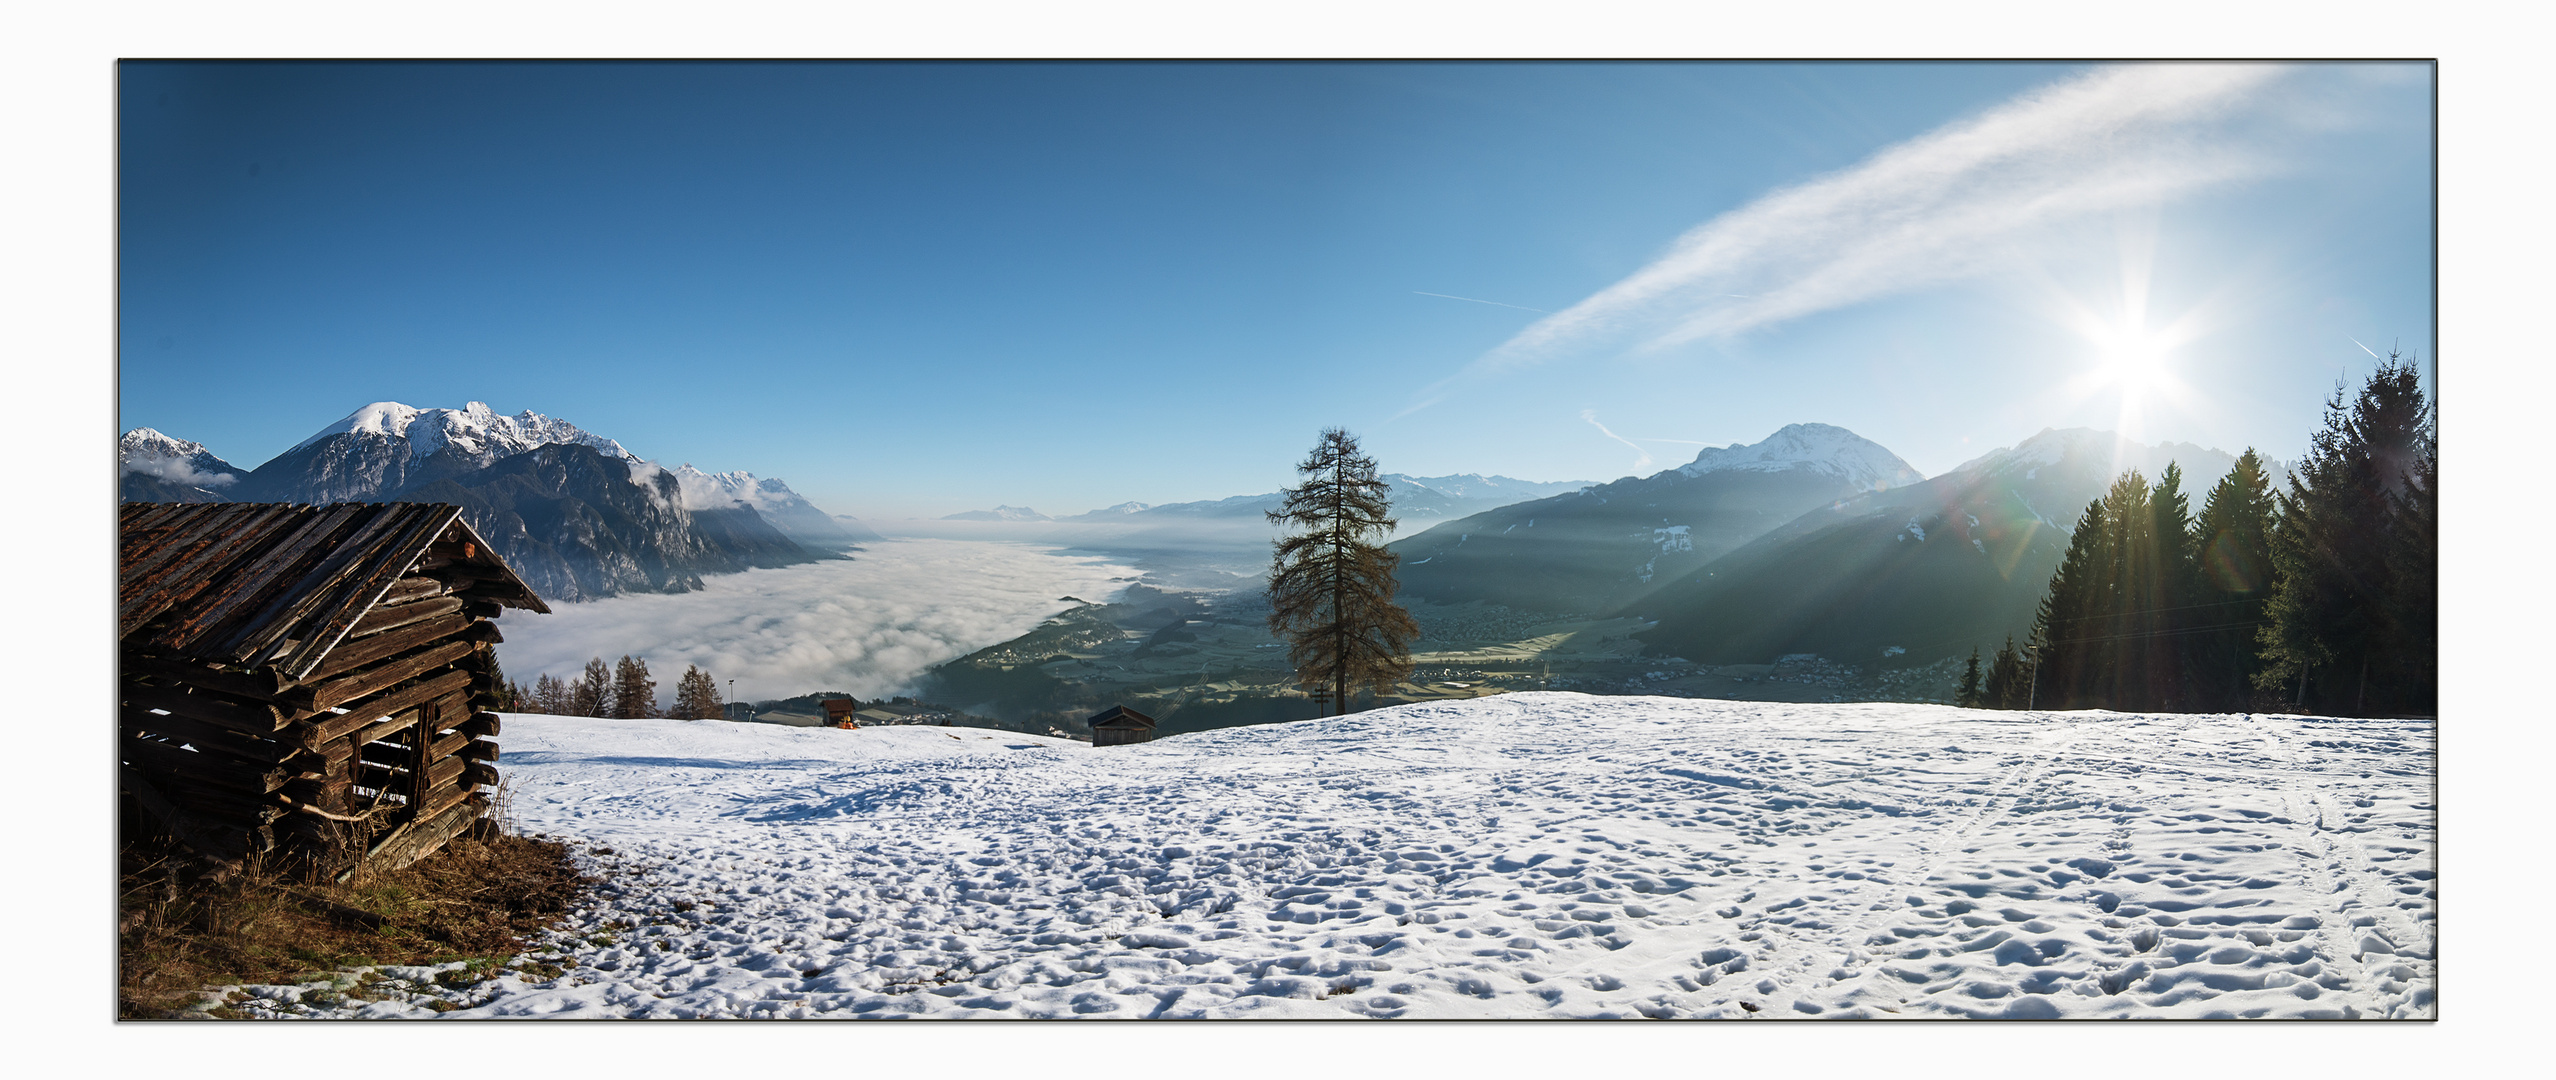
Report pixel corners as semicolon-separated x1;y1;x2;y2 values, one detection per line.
532;673;570;715
2383;443;2437;713
671;664;723;720
1956;647;1984;708
611;655;658;719
486;652;519;711
2024;467;2207;711
2141;463;2202;710
2190;449;2279;709
1982;636;2027;710
2258;353;2435;716
572;657;610;717
2030;495;2112;709
1265;428;1420;716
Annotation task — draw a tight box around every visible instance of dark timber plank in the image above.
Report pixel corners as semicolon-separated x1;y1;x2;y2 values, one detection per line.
306;639;476;711
343;596;466;642
119;678;292;736
304;613;471;685
304;668;474;744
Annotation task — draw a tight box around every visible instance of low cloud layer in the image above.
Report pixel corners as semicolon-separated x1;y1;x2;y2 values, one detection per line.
126;456;239;488
497;538;1139;704
1481;64;2291;369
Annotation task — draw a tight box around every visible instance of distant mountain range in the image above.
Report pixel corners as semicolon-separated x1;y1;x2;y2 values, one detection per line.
1391;424;1922;614
119;401;878;602
126;402;2267;671
944;505;1055;522
1376;422;2262;670
1629;428;2248;667
972;474;1596;527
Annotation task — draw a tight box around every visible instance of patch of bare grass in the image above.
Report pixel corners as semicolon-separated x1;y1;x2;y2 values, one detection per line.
118;825;595;1019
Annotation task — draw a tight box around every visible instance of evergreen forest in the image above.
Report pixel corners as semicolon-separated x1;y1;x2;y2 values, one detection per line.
1959;354;2435;717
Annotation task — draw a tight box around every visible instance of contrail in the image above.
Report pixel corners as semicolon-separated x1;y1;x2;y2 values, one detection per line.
1415;291;1550;314
2344;333;2385;360
1581;410;1654;474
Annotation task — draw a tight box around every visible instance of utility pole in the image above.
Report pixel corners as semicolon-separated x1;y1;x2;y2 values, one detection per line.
2027;647;2040;711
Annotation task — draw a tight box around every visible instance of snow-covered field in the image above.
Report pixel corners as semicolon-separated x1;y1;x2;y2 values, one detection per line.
234;694;2434;1019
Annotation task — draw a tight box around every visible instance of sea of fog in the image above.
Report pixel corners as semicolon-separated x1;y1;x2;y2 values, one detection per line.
494;538;1141;702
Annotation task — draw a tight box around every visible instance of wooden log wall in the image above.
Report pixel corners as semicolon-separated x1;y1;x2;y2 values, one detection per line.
120;570;507;868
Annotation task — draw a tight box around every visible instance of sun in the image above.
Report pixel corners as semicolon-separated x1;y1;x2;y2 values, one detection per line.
2093;322;2172;399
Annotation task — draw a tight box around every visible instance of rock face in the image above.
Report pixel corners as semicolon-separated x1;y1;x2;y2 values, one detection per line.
1631;428;2243;667
396;444;828;603
121;401;851;603
229;401;634;505
1391;424;1918;615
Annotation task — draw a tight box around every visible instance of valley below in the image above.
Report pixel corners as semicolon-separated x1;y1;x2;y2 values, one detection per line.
922;570;1968;740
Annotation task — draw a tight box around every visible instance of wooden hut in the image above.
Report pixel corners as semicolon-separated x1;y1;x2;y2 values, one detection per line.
119;502;548;873
823;699;859;729
1087;704;1157;746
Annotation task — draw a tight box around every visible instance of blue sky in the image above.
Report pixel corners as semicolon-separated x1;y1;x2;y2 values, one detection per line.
118;61;2433;519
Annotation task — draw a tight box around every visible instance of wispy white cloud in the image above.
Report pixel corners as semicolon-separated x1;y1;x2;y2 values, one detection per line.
1580;409;1653;474
1414;291;1550;314
1471;64;2292;374
497;538;1136;704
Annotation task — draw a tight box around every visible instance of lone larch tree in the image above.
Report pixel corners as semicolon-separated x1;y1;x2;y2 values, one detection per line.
1266;428;1420;717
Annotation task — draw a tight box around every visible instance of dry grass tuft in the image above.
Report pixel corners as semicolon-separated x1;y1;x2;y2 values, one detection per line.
118;814;594;1019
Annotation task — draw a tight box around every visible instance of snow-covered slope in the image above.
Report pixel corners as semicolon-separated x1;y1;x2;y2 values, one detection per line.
670;465;879;546
232;694;2432;1019
285;400;635;464
1677;422;1922;492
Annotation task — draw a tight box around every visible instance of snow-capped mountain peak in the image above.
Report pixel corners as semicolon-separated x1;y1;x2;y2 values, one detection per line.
289;400;636;466
669;463;808;514
1944;428;2249;490
1675;423;1921;492
119;427;243;488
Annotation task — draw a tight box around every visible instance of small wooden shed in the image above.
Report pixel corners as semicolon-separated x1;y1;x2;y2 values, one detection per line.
1088;704;1157;747
119;502;548;872
823;699;859;729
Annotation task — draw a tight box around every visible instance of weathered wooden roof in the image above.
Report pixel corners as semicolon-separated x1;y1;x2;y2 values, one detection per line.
1088;705;1156;729
119;502;548;680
